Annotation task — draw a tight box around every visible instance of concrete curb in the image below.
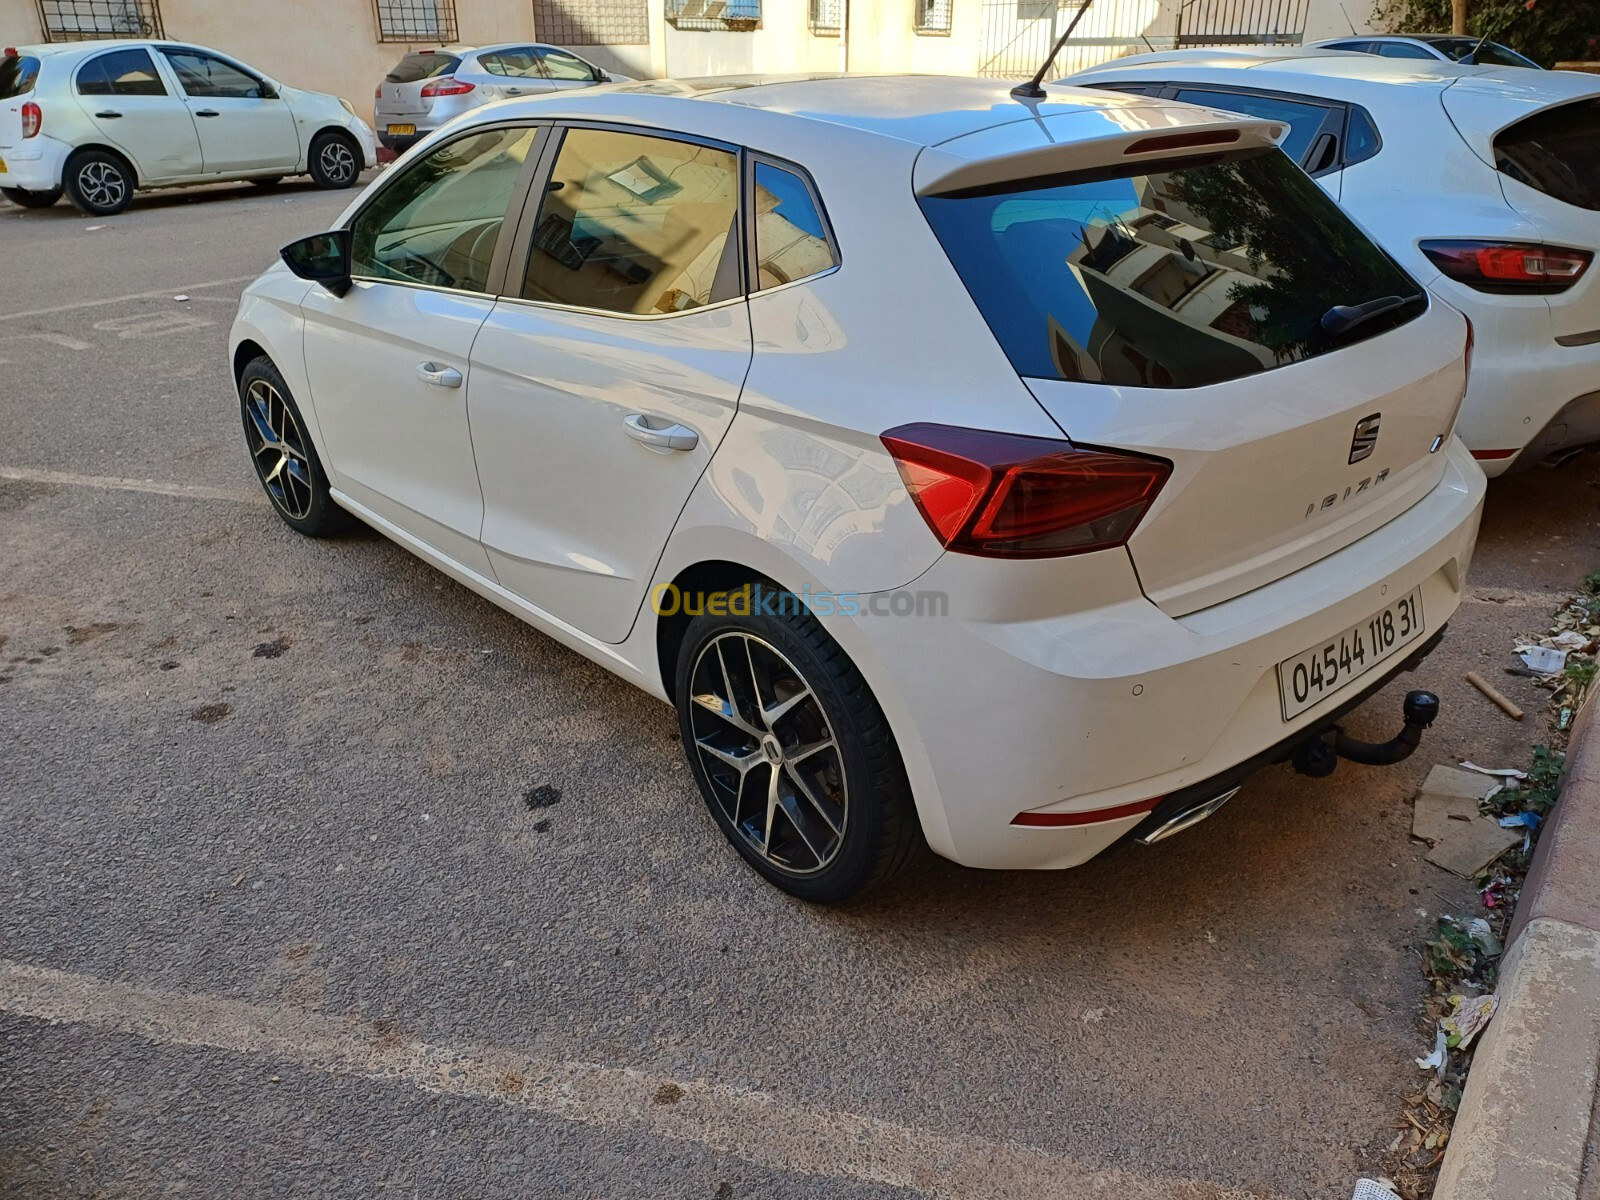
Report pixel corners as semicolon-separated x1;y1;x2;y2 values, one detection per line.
1434;698;1600;1200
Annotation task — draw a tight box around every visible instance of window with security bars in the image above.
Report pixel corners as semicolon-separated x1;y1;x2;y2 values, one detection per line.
532;0;649;45
664;0;761;32
808;0;841;34
34;0;163;40
373;0;458;42
915;0;952;32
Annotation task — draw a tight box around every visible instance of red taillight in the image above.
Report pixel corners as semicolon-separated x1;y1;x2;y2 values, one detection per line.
881;423;1172;559
374;84;382;99
420;76;474;98
21;101;40;139
1123;129;1242;156
1420;239;1592;292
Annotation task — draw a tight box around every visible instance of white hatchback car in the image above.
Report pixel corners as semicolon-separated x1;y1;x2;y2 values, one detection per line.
230;76;1484;901
1061;49;1600;474
0;40;376;215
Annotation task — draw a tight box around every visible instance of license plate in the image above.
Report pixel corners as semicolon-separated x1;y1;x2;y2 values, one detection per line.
1277;589;1425;720
387;124;415;136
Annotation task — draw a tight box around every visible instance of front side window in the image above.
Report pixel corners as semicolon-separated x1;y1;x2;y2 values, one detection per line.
1170;89;1333;167
522;127;740;316
351;126;538;294
161;49;262;99
77;48;167;96
539;49;599;81
920;148;1426;389
753;161;837;288
477;49;541;78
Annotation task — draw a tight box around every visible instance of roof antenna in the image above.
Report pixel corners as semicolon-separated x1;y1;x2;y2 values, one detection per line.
1012;0;1096;100
1337;2;1357;36
1464;0;1534;63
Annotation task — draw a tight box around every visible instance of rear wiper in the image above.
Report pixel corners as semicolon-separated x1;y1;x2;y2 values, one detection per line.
1320;294;1419;339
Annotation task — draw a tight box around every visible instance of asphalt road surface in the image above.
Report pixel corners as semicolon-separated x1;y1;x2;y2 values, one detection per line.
3;180;1598;1200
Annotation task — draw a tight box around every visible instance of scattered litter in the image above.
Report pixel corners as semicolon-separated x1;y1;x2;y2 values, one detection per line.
1482;876;1511;908
1351;1180;1400;1200
1466;671;1524;720
1498;811;1541;832
1459;762;1528;781
1519;645;1568;674
85;224;106;231
1466;918;1502;957
1421;764;1500;800
1080;1007;1110;1024
1413;791;1481;843
1426;817;1521;878
1544;630;1590;651
1415;1026;1447;1074
1441;993;1498;1051
1560;706;1575;731
173;294;190;303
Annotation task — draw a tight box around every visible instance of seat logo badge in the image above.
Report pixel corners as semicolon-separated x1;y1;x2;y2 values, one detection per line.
1349;413;1381;464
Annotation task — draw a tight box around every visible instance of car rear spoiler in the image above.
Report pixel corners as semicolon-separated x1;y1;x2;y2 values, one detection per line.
913;105;1286;198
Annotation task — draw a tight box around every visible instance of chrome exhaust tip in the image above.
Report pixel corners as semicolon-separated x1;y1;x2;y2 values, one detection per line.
1136;787;1241;845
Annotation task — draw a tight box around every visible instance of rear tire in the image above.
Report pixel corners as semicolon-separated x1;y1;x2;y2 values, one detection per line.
1;186;62;209
675;601;921;903
238;356;353;537
308;131;361;189
63;149;134;216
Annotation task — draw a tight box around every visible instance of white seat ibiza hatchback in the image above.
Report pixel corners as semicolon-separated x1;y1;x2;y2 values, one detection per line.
229;75;1485;901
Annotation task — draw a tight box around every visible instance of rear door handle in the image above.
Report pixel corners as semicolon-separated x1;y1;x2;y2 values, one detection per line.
94;111;123;119
195;109;221;118
624;413;698;452
416;361;463;389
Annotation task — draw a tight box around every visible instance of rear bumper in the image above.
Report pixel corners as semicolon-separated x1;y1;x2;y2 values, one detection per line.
0;134;70;192
859;437;1486;871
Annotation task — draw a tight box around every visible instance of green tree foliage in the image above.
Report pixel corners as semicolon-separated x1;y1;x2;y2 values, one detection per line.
1371;0;1600;66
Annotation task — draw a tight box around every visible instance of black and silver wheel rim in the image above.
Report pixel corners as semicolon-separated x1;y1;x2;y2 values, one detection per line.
77;161;126;210
319;141;356;184
687;632;847;876
243;379;313;520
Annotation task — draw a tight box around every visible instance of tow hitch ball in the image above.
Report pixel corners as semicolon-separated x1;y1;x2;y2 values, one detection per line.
1291;690;1440;778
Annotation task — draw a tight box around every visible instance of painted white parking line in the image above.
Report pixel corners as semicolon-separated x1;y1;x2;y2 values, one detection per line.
0;959;1280;1200
0;466;258;505
0;276;256;323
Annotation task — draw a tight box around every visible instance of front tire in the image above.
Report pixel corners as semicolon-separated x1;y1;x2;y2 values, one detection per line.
238;356;352;536
63;149;134;215
1;186;63;209
675;603;920;903
308;132;361;189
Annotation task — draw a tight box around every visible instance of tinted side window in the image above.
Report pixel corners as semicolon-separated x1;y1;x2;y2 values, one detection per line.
539;50;598;81
1345;107;1381;167
351;126;538;293
753;161;837;288
477;49;541;78
1375;42;1437;59
522;127;740;316
1171;89;1332;166
161;50;262;99
0;54;40;99
77;49;168;97
1494;98;1600;211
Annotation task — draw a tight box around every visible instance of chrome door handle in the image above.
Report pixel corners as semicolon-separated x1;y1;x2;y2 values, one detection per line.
624;413;698;452
416;361;463;389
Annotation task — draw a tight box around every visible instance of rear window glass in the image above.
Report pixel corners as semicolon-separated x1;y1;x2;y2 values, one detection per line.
0;55;39;100
921;148;1425;389
386;52;459;83
1494;98;1600;211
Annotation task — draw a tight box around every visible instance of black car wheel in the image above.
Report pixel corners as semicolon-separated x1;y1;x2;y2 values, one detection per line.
238;356;353;537
308;132;360;189
1;186;63;209
63;150;134;216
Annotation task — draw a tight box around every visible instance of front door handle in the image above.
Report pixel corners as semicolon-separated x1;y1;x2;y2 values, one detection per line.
194;109;221;118
624;413;698;452
94;110;123;119
416;361;463;389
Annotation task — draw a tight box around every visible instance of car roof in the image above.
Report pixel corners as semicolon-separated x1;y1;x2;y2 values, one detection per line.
1065;46;1561;92
550;73;1176;147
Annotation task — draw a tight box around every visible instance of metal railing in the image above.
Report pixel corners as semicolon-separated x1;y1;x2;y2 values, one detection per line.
34;0;163;40
372;0;458;44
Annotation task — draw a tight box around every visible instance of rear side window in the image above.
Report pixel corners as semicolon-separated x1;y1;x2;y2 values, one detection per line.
1374;42;1437;59
1494;98;1600;211
0;55;39;99
753;161;837;288
538;49;598;82
920;148;1426;389
76;49;167;97
477;48;541;77
386;52;460;83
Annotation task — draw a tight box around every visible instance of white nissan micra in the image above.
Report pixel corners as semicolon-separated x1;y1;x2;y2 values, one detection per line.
229;75;1485;902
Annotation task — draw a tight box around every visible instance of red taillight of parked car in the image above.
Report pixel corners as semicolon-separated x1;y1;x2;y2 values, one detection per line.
1420;240;1592;292
374;84;382;99
881;423;1172;559
420;76;474;98
21;101;40;139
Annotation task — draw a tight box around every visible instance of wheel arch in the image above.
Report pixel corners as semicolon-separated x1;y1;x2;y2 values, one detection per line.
232;338;270;386
654;559;781;705
63;142;140;189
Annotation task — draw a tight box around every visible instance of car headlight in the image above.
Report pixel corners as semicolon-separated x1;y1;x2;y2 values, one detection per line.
339;98;357;117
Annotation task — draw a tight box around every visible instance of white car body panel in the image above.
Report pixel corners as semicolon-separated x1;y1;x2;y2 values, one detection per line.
1060;51;1600;475
231;76;1487;873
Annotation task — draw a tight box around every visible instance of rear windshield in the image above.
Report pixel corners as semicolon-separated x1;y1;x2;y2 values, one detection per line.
0;55;39;99
920;148;1426;389
385;52;459;83
1495;98;1600;211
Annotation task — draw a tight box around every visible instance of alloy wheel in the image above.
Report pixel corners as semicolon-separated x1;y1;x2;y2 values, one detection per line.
243;378;313;520
78;161;126;210
319;141;356;184
687;632;848;875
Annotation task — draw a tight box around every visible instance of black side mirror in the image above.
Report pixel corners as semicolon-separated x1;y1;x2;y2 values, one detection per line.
281;230;352;296
257;79;279;99
596;69;611;82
